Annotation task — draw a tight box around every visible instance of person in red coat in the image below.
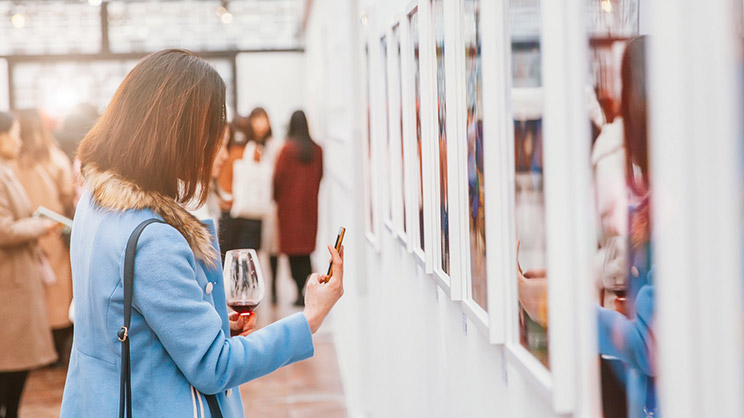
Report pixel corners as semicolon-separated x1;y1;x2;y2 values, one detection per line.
273;110;323;306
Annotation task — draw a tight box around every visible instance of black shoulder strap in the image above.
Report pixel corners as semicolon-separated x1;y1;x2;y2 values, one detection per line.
118;218;223;418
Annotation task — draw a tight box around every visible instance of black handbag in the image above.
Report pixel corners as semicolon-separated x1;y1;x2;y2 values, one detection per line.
118;218;223;418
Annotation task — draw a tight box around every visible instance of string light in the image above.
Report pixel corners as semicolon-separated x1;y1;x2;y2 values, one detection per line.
217;0;232;24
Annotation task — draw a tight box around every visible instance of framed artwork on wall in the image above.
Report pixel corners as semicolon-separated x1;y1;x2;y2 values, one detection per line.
390;22;410;247
361;12;381;252
403;2;433;270
423;0;463;300
455;0;509;344
379;32;394;232
503;0;555;401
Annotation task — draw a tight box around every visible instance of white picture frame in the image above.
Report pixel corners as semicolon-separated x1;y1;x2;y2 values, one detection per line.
378;29;395;234
402;0;435;272
389;20;411;249
449;0;510;344
421;0;463;300
500;0;579;413
360;10;381;253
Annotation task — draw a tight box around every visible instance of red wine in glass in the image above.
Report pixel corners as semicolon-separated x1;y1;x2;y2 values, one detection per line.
228;301;260;315
224;249;265;319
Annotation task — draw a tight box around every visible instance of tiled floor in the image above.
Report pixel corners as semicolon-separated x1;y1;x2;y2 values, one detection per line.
18;302;347;418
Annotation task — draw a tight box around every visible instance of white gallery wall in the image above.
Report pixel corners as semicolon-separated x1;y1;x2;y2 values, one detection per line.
305;0;555;416
305;0;744;417
236;52;305;136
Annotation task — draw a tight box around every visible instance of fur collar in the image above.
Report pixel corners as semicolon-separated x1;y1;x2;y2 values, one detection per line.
83;166;218;267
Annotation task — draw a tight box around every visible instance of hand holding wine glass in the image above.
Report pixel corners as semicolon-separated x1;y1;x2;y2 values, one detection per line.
224;249;265;336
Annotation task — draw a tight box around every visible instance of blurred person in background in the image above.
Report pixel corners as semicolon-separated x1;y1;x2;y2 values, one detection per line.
13;109;76;368
56;104;99;161
0;111;58;418
273;110;323;307
222;107;282;303
217;115;248;261
61;50;344;417
188;125;231;230
55;103;99;209
513;37;654;418
595;36;657;418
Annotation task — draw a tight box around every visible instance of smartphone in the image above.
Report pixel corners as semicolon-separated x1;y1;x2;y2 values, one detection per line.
322;227;346;283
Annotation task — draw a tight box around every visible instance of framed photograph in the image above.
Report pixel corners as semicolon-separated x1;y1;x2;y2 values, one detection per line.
361;12;381;252
453;0;509;343
379;32;394;232
423;0;463;300
502;0;555;404
403;2;434;271
389;21;410;247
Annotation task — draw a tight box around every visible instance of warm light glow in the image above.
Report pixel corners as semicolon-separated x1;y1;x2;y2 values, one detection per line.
221;12;233;24
45;85;81;117
11;13;25;28
216;6;227;17
88;0;103;6
601;0;613;13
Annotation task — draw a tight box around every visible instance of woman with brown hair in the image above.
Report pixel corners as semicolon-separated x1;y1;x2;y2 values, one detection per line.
13;108;76;367
60;50;344;418
0;111;58;418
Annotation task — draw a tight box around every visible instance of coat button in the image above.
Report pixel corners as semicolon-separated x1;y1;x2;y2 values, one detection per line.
226;389;232;398
205;282;214;295
631;266;640;278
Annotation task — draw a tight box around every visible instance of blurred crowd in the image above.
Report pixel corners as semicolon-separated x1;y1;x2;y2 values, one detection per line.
0;104;322;418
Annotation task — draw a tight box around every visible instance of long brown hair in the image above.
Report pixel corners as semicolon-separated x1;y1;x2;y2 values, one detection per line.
17;108;55;165
620;36;649;196
77;49;226;206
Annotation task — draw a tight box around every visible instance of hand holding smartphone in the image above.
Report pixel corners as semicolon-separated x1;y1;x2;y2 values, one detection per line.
321;227;346;284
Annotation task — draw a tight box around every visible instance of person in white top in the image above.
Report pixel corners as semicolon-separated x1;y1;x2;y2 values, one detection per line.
229;108;283;303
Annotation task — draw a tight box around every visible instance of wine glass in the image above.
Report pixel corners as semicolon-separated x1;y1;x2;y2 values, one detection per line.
224;249;265;318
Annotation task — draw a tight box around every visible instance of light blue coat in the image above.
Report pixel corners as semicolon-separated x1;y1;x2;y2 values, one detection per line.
61;192;314;417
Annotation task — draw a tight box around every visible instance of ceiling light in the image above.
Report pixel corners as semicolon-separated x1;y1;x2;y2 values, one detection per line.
88;0;103;6
11;13;25;28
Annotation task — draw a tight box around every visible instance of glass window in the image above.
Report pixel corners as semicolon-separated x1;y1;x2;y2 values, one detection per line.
0;1;101;55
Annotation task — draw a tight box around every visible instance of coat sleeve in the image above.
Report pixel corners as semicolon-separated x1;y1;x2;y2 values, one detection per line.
131;223;314;394
0;184;48;248
596;285;655;376
52;148;75;216
273;146;288;202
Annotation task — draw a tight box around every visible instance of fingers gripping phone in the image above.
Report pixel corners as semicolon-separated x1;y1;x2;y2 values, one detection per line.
322;227;346;283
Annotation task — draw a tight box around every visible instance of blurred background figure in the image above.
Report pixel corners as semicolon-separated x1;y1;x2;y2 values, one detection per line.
595;36;657;418
54;104;99;209
55;104;98;162
0;111;58;418
188;125;231;230
273;110;323;307
221;107;283;303
13;108;75;369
